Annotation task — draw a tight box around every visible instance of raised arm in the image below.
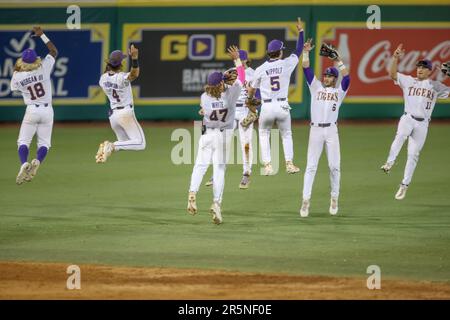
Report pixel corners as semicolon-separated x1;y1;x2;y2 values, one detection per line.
302;38;315;85
293;17;304;57
128;44;140;82
32;26;58;58
227;45;245;84
389;44;404;81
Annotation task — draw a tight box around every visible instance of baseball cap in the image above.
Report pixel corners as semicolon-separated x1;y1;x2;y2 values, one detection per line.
267;39;285;53
207;71;224;86
323;67;339;77
416;59;433;70
108;50;127;67
22;49;38;64
239;49;248;61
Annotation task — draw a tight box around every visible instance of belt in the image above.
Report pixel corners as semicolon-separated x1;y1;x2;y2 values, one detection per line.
263;98;286;103
236;103;244;107
32;103;49;107
108;105;133;117
311;122;336;128
404;112;425;122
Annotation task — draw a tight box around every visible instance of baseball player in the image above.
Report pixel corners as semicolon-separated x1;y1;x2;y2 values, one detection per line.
96;45;146;163
380;44;449;200
187;46;245;224
205;50;259;189
11;26;58;185
299;39;350;217
247;18;304;176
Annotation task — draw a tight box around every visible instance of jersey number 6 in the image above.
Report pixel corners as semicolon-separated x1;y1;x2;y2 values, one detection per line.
210;109;228;122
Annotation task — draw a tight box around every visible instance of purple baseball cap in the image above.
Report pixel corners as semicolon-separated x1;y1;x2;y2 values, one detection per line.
267;39;285;53
323;67;339;77
22;48;38;64
207;71;224;86
416;59;433;70
108;50;127;67
239;49;248;61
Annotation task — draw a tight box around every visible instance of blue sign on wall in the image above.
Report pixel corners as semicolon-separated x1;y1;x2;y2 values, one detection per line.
0;24;110;106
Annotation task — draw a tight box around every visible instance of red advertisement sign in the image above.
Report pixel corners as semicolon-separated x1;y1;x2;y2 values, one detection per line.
315;23;450;102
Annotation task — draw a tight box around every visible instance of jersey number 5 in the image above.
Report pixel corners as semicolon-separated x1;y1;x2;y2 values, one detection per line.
112;89;121;102
270;76;280;91
210;109;228;122
26;82;45;100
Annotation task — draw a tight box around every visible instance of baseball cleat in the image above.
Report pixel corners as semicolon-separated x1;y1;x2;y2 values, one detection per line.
286;161;300;174
27;159;41;181
210;201;223;224
239;173;250;189
329;197;338;216
381;161;394;174
95;142;104;163
205;178;213;187
300;199;310;218
395;184;408;200
187;192;197;215
16;162;31;185
263;162;274;176
100;141;115;163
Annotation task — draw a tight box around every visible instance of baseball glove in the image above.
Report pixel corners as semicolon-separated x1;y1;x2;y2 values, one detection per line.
223;68;237;85
241;110;258;128
240;97;261;128
441;61;450;77
320;43;339;60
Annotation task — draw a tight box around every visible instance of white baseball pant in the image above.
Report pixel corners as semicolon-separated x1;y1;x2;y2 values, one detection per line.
17;104;54;149
386;114;429;186
258;102;294;164
109;107;146;151
302;124;341;200
234;109;254;174
189;128;233;204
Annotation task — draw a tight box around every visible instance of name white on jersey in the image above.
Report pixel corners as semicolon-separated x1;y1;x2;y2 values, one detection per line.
250;54;299;101
308;76;348;124
99;72;134;109
395;72;449;118
10;54;55;105
201;80;243;130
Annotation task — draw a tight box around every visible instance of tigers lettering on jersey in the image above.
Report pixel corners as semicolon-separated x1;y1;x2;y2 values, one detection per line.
316;91;339;102
407;87;435;100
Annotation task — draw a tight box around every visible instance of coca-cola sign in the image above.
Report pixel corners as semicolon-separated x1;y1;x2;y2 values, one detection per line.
315;22;450;102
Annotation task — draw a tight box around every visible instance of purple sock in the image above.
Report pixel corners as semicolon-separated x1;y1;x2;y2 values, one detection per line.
18;145;29;164
37;146;48;163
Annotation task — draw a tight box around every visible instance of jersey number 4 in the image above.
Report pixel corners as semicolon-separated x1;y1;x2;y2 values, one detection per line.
112;89;121;102
26;82;45;100
210;109;228;122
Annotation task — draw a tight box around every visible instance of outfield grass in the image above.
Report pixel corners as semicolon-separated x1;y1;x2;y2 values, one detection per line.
0;123;449;282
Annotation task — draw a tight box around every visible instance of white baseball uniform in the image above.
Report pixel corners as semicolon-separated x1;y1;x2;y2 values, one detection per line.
302;73;349;200
189;79;243;203
99;71;146;151
251;54;299;164
234;67;255;174
385;73;449;185
11;54;55;149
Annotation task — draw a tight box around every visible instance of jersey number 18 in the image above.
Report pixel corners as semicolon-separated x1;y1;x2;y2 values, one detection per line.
27;82;45;100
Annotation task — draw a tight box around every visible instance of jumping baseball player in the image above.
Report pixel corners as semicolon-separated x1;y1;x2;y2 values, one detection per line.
380;44;449;200
96;44;146;163
187;46;245;224
299;39;350;217
204;50;259;189
11;26;58;185
247;18;304;176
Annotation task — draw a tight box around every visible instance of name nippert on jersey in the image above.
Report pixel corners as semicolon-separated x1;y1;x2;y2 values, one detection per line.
265;67;283;76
